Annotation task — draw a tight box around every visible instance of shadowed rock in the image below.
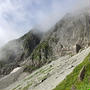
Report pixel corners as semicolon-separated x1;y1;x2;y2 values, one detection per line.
78;66;86;81
76;44;81;53
88;42;90;46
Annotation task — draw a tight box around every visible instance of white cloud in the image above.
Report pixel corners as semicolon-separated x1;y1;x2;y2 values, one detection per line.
0;0;33;47
0;0;89;47
33;0;90;31
0;27;19;47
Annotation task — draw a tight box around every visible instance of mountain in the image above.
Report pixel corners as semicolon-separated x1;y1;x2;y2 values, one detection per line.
0;8;90;76
0;7;90;90
23;8;90;73
0;29;42;75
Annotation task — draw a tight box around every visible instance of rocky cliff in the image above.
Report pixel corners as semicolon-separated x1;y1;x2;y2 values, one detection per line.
0;29;42;75
23;8;90;73
0;8;90;76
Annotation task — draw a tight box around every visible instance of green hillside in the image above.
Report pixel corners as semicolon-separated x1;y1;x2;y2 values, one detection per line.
54;53;90;90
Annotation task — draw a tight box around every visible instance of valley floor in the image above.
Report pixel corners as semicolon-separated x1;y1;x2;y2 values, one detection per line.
1;47;90;90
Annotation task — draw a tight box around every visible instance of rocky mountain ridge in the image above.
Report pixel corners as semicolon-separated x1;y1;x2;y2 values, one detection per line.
0;7;90;77
23;8;90;73
0;29;42;75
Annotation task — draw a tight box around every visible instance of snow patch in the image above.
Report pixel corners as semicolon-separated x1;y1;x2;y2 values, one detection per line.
10;67;21;74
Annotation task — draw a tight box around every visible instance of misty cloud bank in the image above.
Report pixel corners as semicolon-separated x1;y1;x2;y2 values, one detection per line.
0;0;89;47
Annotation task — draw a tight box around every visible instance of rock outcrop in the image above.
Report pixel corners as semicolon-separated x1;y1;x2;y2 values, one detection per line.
0;7;90;77
78;66;86;81
24;8;90;73
0;29;42;75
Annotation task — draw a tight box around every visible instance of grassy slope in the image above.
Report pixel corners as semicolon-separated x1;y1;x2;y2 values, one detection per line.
54;53;90;90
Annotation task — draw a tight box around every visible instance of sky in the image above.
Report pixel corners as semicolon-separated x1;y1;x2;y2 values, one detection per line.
0;0;90;47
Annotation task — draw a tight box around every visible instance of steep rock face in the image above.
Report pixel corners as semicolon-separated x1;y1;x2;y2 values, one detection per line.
0;8;90;75
47;10;90;56
44;9;90;55
0;30;42;75
24;9;90;72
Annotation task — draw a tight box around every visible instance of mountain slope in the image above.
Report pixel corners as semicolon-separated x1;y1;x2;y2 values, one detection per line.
0;7;90;90
3;47;90;90
54;53;90;90
23;8;90;73
0;29;42;75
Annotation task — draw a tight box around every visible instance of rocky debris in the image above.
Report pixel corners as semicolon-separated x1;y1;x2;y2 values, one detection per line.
78;66;86;81
0;67;24;89
41;77;47;82
68;65;74;69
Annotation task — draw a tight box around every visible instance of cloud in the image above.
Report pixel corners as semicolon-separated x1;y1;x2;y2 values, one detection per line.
0;0;89;47
0;27;19;47
0;0;33;47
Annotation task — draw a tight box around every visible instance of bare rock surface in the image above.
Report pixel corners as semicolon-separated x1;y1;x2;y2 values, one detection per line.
3;47;90;90
0;67;24;89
